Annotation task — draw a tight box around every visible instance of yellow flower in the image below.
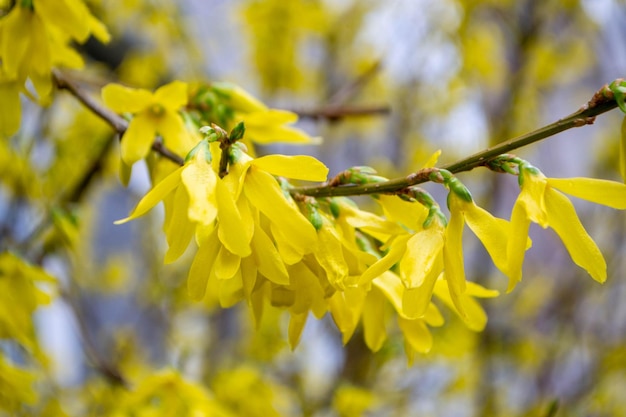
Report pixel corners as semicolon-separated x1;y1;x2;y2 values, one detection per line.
0;1;109;103
507;165;626;289
102;81;194;164
445;191;512;315
212;82;321;146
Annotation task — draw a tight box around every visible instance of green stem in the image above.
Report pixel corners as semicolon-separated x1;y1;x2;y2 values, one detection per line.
290;83;620;198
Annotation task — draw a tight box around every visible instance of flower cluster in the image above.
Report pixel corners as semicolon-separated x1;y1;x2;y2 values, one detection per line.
0;0;110;136
106;78;626;358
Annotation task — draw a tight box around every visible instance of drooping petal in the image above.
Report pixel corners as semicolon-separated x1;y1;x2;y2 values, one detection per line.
214;246;241;280
251;155;328;181
359;234;410;284
547;177;626;209
115;167;183;224
400;225;444;288
328;287;366;344
0;81;21;137
314;220;349;289
443;201;467;316
544;188;607;283
505;199;532;292
35;0;90;42
164;185;194;263
154;81;188;110
462;199;512;278
180;156;218;227
102;84;153;114
120;113;158;164
187;230;221;300
377;195;428;232
362;288;387;352
1;6;32;78
250;223;289;285
244;168;317;255
398;317;432;353
155;110;194;156
519;170;549;227
432;279;489;331
288;312;308;350
216;180;251;257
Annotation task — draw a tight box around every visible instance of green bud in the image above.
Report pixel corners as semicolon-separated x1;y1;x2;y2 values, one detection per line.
229;121;246;141
447;177;473;203
329;198;341;218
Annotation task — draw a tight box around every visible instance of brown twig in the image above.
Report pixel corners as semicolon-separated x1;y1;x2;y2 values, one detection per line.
292;105;390;121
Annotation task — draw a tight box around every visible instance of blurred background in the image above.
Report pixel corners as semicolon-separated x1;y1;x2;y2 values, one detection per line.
3;0;626;415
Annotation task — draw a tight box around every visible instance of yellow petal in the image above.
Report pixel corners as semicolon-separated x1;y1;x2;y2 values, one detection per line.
519;171;548;227
87;14;111;43
1;6;32;78
423;302;445;327
288;312;308;350
250;223;289;285
164;185;194;263
271;223;304;265
544;188;607;283
244;109;298;125
246;124;321;144
251;155;329;181
547;177;626;209
443;202;467;316
115;167;183;224
187;230;221;300
181;156;218;227
216;180;251;257
0;81;21;137
359;234;410;284
432;279;488;331
372;271;404;316
154;81;188;110
398;317;432;353
120;113;158;164
505;200;531;292
400;226;444;288
244;168;317;254
36;0;90;42
102;83;153;114
339;201;406;239
314;220;349;288
214;82;268;112
240;255;258;297
362;288;387;352
214;246;241;280
462;199;512;278
422;149;442;168
155;110;193;156
328;288;366;344
377;195;428;232
217;268;244;307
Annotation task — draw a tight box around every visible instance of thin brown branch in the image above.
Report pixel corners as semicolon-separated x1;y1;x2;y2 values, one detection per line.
53;70;184;166
292;105;391;121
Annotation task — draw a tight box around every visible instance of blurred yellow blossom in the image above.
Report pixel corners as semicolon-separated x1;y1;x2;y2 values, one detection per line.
102;81;194;164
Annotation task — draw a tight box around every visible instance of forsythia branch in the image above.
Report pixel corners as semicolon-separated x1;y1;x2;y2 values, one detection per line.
291;80;622;198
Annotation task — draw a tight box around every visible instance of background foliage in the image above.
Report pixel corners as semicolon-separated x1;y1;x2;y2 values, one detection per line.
1;0;626;416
